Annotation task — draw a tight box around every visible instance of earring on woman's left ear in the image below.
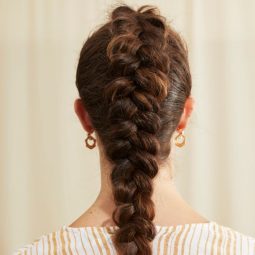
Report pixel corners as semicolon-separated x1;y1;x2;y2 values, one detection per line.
174;128;186;147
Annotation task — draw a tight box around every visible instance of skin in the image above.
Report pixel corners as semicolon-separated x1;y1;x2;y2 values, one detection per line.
70;96;209;228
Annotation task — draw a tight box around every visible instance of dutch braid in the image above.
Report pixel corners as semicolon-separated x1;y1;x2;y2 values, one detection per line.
103;5;170;255
75;4;192;255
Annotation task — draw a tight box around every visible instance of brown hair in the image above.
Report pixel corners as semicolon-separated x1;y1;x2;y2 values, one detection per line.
75;4;191;255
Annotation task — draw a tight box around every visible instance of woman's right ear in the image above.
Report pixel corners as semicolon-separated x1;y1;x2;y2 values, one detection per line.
74;98;94;133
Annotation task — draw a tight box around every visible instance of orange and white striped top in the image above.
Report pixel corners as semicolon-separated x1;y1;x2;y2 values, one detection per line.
13;221;255;254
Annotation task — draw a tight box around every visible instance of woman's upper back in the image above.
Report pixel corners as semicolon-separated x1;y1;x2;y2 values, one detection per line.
13;221;255;255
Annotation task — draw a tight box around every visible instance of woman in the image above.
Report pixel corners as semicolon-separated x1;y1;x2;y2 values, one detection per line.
14;4;255;255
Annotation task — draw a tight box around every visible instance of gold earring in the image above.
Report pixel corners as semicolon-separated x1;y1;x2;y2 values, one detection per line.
174;129;186;147
85;132;96;149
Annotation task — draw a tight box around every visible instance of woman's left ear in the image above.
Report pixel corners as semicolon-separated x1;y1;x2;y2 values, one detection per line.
185;96;194;118
74;98;94;133
176;96;195;130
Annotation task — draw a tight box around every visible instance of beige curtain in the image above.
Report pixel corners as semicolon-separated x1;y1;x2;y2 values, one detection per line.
1;0;255;254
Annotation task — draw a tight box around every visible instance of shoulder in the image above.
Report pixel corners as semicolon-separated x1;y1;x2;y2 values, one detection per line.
13;227;67;255
209;221;255;254
12;224;116;255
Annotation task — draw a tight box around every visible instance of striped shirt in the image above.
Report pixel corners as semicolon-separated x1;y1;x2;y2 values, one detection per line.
13;221;255;254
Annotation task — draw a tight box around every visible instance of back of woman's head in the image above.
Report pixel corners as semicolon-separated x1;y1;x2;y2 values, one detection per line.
75;4;192;255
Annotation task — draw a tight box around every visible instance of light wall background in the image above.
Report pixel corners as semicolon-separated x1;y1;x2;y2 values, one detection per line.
1;0;255;254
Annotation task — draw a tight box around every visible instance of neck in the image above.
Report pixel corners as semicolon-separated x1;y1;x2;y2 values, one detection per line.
81;143;209;227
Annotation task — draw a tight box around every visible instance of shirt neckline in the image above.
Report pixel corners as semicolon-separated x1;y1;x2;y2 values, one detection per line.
62;220;216;232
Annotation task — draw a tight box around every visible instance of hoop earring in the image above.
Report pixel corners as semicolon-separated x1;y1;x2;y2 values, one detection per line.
174;129;186;147
85;132;96;149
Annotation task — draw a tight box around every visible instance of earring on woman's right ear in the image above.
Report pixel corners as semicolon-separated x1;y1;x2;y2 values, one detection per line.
174;128;186;147
85;131;96;149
